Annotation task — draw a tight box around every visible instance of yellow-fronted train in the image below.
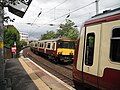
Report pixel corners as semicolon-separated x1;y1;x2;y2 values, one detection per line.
30;37;75;64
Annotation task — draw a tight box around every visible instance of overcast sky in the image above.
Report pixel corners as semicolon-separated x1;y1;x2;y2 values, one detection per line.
4;0;120;40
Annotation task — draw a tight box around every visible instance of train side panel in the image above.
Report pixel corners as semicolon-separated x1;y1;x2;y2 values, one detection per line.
75;24;102;88
37;41;44;53
30;38;75;63
73;9;120;90
98;20;120;89
45;42;57;55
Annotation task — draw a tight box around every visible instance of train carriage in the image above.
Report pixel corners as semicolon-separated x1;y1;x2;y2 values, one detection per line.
30;37;75;63
73;8;120;90
29;40;38;53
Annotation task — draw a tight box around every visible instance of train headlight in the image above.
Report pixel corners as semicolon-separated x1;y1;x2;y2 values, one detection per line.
69;51;73;55
58;52;62;55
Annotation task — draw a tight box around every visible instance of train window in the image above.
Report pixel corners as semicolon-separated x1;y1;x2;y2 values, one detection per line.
85;33;95;66
39;43;41;47
69;42;75;49
47;43;51;48
110;28;120;63
44;43;46;48
58;41;75;49
35;43;37;47
52;43;55;50
42;43;43;47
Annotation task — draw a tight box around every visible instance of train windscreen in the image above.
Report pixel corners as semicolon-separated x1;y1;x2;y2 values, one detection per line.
58;41;75;49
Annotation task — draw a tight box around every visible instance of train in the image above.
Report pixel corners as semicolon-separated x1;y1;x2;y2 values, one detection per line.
73;8;120;90
30;37;75;63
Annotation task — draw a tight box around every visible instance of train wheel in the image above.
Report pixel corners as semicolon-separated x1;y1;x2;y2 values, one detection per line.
52;58;59;64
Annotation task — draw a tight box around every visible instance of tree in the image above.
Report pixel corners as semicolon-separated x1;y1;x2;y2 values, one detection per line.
3;0;30;5
20;40;27;47
39;19;79;40
40;31;56;40
4;25;20;49
56;19;79;40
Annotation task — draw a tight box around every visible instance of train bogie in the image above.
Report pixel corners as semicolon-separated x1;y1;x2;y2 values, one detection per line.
73;8;120;90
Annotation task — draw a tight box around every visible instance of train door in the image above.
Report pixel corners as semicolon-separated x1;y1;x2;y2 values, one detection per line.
83;24;101;87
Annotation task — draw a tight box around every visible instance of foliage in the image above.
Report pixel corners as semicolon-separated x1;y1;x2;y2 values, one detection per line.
5;0;29;4
40;31;56;40
4;25;20;49
19;40;27;47
56;19;79;40
39;19;79;40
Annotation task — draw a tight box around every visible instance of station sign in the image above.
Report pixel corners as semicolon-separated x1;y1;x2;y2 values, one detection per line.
0;41;3;49
8;0;32;18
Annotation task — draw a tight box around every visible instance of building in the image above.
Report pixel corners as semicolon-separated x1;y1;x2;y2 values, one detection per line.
19;32;29;44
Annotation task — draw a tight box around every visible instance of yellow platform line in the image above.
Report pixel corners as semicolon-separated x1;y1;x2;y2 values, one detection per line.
18;58;51;90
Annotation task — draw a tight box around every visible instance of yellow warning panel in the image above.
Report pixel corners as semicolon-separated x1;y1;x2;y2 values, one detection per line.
0;41;3;48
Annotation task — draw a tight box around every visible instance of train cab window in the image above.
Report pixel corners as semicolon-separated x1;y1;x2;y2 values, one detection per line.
47;43;51;48
85;33;95;66
58;41;75;49
110;28;120;63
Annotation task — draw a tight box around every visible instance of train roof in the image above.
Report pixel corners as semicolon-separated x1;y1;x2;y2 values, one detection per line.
38;38;60;42
38;37;75;43
85;7;120;26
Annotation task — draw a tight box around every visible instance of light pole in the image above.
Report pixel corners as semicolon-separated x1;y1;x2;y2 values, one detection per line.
95;0;99;15
0;1;6;89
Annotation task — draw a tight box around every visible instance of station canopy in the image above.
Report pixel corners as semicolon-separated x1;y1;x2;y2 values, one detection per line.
8;0;32;18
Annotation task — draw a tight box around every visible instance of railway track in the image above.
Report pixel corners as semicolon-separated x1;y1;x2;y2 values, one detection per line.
59;64;73;71
23;48;75;87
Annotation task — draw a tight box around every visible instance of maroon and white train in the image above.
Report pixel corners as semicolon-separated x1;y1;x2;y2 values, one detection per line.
30;37;75;63
73;8;120;90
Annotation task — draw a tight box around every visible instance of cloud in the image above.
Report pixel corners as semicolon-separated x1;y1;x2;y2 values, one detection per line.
5;0;120;40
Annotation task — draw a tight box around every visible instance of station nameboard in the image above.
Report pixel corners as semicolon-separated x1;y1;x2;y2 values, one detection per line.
8;0;32;18
0;41;3;49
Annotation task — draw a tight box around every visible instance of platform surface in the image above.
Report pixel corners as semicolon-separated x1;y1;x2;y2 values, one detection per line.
5;56;75;90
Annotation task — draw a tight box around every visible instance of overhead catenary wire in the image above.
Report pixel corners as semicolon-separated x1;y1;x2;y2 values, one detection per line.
26;1;120;39
44;0;69;14
30;1;96;27
30;2;120;28
31;0;68;25
31;1;95;28
70;2;120;19
29;0;120;28
48;1;96;23
31;8;42;25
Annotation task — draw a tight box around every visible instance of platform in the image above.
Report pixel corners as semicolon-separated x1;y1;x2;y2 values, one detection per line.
5;56;75;90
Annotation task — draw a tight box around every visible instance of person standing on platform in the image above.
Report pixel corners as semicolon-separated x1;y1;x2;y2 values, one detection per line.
11;45;17;58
